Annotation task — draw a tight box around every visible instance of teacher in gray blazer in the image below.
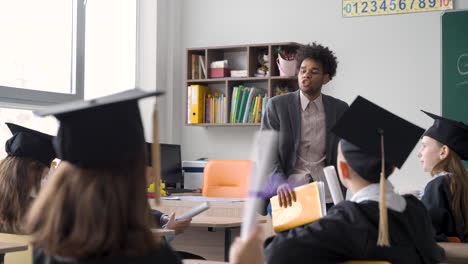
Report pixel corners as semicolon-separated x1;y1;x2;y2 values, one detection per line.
261;43;348;215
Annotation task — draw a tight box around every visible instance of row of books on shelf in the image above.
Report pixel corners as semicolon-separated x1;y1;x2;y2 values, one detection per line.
205;93;228;124
230;85;268;124
187;84;269;124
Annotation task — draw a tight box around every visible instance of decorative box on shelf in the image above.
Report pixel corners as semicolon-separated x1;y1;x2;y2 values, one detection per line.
209;68;230;78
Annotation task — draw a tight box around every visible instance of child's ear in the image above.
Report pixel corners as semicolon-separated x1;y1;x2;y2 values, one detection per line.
439;145;450;160
339;161;350;179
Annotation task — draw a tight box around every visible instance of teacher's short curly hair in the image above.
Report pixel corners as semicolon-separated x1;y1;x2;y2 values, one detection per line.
296;43;338;80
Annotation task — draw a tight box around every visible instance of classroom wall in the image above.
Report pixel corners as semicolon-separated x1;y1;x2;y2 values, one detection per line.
144;0;467;192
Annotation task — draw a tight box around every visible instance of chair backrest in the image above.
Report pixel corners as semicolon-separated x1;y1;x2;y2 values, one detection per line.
202;160;251;198
0;233;32;264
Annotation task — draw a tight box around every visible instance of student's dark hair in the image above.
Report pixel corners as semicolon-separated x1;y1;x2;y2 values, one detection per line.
296;42;338;80
431;145;468;234
0;156;46;233
27;144;158;259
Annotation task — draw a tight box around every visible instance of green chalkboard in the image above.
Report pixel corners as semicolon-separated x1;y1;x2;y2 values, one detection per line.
442;10;468;167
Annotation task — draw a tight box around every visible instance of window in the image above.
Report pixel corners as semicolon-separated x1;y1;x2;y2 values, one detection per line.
84;0;137;99
0;0;137;159
0;0;84;106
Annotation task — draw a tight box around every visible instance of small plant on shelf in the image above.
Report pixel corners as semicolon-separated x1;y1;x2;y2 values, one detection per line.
275;46;296;61
275;46;298;76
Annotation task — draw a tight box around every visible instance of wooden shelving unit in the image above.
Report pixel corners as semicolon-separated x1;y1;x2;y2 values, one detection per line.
186;42;300;127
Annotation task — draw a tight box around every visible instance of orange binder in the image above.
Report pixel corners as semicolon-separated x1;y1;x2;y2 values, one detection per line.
270;182;326;233
190;85;209;123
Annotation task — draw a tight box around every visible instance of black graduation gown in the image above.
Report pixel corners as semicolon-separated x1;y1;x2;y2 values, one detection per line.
264;195;444;264
421;174;467;242
149;210;205;260
151;209;165;228
32;243;181;264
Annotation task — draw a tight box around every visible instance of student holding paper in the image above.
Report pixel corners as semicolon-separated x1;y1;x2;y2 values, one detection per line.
146;143;205;260
417;111;468;242
145;145;192;235
261;43;348;213
26;90;182;264
262;97;444;263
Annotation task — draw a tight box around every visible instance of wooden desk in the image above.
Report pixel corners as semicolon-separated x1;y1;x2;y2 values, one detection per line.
151;198;271;262
151;228;176;236
150;198;245;218
0;242;28;254
438;242;468;264
189;216;267;262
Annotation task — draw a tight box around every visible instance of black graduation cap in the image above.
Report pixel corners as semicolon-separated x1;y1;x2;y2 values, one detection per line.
422;111;468;161
332;96;425;183
5;123;55;167
332;96;425;247
34;89;164;168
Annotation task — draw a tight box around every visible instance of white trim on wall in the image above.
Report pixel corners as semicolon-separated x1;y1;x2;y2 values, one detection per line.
137;0;183;144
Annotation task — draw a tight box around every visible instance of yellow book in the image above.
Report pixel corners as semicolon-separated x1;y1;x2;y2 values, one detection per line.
190;85;209;123
250;96;259;123
255;96;263;123
213;94;218;123
270;182;326;233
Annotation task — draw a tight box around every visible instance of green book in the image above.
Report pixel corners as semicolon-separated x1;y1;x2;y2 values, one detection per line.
238;87;252;123
232;85;243;123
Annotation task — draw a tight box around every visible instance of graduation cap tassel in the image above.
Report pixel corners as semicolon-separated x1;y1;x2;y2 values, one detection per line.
152;106;161;205
377;132;390;247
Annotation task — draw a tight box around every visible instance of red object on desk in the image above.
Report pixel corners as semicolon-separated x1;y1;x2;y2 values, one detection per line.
447;236;461;243
209;68;230;78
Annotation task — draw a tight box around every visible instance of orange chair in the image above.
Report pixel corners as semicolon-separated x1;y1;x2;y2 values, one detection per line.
202;160;252;198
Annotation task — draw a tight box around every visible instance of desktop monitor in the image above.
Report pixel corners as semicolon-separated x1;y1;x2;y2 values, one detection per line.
160;143;184;188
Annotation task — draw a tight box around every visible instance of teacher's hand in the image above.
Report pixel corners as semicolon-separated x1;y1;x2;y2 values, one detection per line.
277;183;296;208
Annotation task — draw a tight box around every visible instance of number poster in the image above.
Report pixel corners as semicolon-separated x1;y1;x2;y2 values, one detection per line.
343;0;453;17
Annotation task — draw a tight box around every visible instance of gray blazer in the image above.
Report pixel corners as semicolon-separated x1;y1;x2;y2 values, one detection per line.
261;90;349;188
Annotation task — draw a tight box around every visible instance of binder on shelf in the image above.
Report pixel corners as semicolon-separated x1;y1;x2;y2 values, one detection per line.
187;86;192;124
190;85;209;124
